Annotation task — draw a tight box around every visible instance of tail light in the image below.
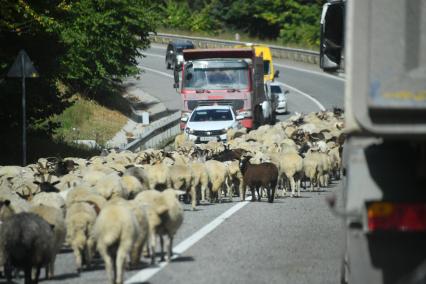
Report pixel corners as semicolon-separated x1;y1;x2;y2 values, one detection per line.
367;202;426;232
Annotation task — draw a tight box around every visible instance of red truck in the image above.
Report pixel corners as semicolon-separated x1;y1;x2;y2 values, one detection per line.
173;48;268;130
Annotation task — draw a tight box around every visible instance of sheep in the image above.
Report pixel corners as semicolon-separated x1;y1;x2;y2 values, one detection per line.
328;146;342;180
30;205;66;279
0;212;55;284
239;155;278;203
224;160;244;200
65;201;97;273
134;189;184;263
167;164;195;208
303;153;319;191
31;192;66;217
120;175;145;199
0;189;31;221
93;173;127;200
190;161;209;203
123;165;150;190
174;133;187;149
205;160;228;202
128;200;150;266
143;162;170;191
93;200;140;284
276;152;304;197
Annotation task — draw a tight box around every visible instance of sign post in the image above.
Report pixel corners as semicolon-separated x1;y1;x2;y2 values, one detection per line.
7;50;39;166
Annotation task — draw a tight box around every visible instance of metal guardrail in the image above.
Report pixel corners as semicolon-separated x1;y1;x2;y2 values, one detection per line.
123;111;181;152
149;32;320;65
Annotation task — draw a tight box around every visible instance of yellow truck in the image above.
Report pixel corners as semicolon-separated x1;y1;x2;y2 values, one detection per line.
235;44;278;82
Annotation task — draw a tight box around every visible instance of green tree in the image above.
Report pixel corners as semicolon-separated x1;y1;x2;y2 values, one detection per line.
59;0;159;96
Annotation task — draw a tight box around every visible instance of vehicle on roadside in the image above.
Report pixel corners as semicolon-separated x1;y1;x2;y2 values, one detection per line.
165;40;195;70
235;43;279;82
263;82;277;123
268;82;289;114
183;105;242;143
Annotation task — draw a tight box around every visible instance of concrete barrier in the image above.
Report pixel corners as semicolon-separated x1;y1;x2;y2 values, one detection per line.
123;111;181;152
149;32;320;65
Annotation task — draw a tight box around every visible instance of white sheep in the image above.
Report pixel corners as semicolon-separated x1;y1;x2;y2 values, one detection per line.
134;189;184;263
66;201;97;273
93;173;127;200
31;192;66;217
93;199;140;284
205;160;228;202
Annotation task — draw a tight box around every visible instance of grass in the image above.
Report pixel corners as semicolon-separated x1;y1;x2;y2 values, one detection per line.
156;27;319;50
51;94;129;146
0;92;130;165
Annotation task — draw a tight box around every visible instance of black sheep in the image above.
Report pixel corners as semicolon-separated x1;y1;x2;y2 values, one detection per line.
239;156;278;203
0;212;55;284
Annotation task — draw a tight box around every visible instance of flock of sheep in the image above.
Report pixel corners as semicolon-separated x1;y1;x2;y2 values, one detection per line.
0;109;344;284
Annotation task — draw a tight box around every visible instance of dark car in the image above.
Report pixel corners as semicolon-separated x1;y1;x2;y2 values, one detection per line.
165;40;195;70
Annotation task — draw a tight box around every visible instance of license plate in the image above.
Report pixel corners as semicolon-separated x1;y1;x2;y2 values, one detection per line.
200;136;217;142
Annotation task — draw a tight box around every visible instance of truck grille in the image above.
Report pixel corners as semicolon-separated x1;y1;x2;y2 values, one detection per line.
188;100;244;111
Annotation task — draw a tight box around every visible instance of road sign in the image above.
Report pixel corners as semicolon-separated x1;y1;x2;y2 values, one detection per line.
7;50;39;166
7;50;39;78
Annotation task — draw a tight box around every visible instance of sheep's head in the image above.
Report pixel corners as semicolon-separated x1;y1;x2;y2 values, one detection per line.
33;174;60;193
0;199;13;221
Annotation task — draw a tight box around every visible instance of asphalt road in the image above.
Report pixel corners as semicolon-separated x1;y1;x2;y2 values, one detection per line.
1;44;345;284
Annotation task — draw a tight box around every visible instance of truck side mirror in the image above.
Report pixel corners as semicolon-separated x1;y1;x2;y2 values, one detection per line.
181;116;188;122
236;114;244;120
173;66;180;89
320;2;344;72
285;90;290;95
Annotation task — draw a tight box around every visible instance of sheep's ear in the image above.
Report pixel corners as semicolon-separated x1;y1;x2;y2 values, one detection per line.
125;164;134;169
4;200;10;206
52;181;60;186
33;181;41;185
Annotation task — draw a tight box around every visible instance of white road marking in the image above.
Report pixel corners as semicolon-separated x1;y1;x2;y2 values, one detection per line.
125;201;250;284
274;63;345;82
140;56;326;111
142;52;164;58
140;66;173;78
277;81;326;111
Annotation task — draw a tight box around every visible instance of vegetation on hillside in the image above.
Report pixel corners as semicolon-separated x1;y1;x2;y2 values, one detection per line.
160;0;325;48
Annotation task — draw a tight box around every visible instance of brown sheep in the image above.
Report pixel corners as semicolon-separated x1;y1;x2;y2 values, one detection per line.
239;156;278;203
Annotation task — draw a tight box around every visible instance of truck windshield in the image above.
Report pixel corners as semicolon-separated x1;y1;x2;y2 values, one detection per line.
184;61;249;90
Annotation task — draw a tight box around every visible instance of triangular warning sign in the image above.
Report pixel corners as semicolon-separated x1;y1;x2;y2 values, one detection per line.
7;49;39;78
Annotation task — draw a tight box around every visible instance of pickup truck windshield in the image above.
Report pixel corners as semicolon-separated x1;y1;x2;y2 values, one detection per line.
183;60;249;90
